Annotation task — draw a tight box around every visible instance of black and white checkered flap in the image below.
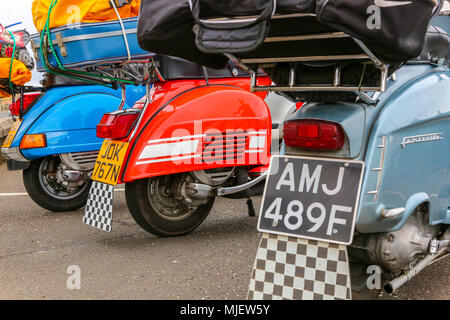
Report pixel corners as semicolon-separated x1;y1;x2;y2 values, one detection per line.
83;181;114;232
248;233;352;300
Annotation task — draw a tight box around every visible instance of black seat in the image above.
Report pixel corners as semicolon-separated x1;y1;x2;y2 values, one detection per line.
415;25;450;65
154;55;249;80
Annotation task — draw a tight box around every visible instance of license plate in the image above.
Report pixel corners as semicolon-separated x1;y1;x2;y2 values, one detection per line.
2;119;22;148
258;155;364;245
92;139;129;186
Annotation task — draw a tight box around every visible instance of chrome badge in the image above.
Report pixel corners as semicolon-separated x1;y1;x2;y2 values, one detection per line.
401;133;444;148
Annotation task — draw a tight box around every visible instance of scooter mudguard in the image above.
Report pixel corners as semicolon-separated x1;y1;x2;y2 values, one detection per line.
12;85;145;160
121;79;272;183
283;64;450;233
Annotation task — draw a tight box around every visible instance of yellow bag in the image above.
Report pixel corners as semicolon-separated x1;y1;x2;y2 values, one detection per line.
32;0;141;32
0;58;32;97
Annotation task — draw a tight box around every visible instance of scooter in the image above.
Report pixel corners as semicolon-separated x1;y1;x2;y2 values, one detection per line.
84;55;298;237
137;0;449;297
240;4;449;295
1;73;145;212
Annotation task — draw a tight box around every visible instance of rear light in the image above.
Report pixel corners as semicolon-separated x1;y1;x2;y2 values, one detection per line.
296;102;304;110
9;93;41;116
97;109;141;139
284;120;345;150
20;134;47;149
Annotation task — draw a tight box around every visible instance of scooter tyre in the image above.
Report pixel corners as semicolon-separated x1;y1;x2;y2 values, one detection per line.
125;178;215;238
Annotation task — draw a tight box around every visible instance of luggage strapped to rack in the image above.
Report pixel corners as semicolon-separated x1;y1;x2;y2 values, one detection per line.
137;0;440;103
37;0;153;88
193;3;390;104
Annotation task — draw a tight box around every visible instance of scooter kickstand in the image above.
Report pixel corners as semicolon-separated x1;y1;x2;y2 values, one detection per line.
247;198;256;217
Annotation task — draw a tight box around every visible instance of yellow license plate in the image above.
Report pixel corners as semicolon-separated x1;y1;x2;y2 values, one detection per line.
92;139;129;186
2;119;22;148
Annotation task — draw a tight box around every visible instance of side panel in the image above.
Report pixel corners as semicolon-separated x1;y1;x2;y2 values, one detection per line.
122;84;272;183
357;68;450;232
16;85;145;160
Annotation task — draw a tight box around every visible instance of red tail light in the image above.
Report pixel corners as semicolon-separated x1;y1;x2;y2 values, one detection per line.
97;110;141;139
284;120;345;150
9;93;41;116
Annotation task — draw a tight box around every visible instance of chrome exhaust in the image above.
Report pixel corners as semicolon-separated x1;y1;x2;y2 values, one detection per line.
217;171;268;196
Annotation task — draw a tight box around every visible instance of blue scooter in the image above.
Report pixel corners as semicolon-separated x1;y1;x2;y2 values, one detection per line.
1;73;145;212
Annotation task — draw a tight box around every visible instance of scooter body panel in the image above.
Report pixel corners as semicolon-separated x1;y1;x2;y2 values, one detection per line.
283;64;450;233
121;79;272;183
358;65;450;232
12;85;145;160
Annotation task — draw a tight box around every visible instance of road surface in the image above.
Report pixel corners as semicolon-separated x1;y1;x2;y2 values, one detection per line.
0;161;448;300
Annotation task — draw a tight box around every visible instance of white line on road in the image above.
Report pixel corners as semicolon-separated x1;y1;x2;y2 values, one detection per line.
0;189;125;197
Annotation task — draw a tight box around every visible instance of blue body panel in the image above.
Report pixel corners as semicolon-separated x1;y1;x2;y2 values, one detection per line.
359;65;450;231
12;84;145;160
30;18;153;71
285;64;450;232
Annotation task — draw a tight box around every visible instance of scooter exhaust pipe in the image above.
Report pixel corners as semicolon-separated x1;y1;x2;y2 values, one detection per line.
384;234;449;294
217;171;268;196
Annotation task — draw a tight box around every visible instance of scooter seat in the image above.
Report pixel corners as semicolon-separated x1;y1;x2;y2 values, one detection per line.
154;55;250;80
415;25;450;65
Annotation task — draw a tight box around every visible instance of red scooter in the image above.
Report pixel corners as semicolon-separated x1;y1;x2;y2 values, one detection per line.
83;56;287;237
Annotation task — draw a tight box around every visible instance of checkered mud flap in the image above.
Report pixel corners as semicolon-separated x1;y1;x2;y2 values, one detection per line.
83;181;114;232
248;233;352;300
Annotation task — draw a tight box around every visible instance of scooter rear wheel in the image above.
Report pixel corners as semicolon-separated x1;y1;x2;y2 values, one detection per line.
125;176;215;237
23;157;91;212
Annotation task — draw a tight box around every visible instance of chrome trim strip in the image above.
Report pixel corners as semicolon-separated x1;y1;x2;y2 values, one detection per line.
1;147;29;162
251;85;384;92
240;54;370;64
265;32;349;43
366;136;387;202
381;207;406;219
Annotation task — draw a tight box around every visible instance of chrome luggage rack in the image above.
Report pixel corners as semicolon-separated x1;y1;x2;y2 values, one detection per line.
206;13;390;104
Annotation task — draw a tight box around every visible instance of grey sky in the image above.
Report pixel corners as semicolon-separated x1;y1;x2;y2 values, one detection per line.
0;0;42;85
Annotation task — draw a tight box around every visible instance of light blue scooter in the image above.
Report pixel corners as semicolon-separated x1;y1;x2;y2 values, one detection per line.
1;74;145;212
254;8;450;293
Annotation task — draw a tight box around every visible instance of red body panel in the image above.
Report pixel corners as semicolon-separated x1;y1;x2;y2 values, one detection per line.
120;77;272;183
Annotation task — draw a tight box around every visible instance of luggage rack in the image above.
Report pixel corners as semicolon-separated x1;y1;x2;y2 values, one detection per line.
206;13;390;104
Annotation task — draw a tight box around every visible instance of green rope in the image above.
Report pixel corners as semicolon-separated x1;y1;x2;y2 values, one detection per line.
38;0;109;85
7;30;17;95
39;0;136;86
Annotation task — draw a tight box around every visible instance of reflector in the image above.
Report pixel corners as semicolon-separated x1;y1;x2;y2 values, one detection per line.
20;133;47;149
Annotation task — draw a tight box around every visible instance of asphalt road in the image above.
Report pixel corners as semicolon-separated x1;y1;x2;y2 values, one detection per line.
0;161;448;300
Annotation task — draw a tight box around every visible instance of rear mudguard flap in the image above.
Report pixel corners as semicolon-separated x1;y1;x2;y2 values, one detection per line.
15;85;145;160
121;81;272;183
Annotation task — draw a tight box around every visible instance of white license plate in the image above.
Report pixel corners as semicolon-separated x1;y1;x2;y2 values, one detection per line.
258;156;364;245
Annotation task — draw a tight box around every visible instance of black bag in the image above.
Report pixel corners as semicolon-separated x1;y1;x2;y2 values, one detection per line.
316;0;439;62
191;0;316;54
137;0;316;68
137;0;228;69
